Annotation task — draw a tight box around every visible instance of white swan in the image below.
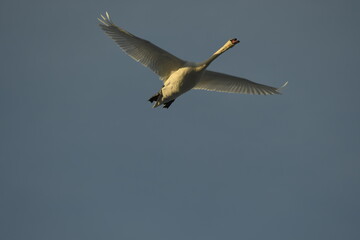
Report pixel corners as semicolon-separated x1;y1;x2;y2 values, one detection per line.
98;12;287;108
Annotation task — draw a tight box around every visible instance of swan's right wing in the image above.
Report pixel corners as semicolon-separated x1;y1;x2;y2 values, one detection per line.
194;70;288;95
98;12;185;81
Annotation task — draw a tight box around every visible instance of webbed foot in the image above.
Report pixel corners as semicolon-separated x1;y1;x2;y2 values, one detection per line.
148;93;161;103
163;99;175;109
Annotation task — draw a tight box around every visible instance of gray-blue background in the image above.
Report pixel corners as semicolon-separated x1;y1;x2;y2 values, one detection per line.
1;0;359;239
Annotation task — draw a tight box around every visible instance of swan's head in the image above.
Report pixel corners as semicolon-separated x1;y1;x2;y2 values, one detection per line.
230;38;240;45
212;38;240;56
220;38;240;52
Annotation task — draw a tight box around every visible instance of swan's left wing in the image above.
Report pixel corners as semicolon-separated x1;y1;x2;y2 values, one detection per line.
194;70;288;95
98;12;185;81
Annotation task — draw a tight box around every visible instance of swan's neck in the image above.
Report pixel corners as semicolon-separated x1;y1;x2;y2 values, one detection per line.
200;40;236;68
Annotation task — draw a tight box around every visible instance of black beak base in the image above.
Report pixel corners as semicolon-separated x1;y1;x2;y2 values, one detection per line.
230;38;240;44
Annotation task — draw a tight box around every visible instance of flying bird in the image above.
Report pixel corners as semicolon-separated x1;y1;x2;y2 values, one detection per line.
98;12;287;108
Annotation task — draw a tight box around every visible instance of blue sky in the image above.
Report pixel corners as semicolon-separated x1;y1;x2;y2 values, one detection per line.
1;0;359;239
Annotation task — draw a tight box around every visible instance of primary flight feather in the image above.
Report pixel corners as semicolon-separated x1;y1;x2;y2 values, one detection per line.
98;12;287;108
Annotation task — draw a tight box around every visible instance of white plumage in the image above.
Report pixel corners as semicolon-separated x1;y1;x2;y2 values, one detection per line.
98;12;287;108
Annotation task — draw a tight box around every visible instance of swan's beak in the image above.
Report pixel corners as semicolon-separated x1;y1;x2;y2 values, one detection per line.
230;38;240;45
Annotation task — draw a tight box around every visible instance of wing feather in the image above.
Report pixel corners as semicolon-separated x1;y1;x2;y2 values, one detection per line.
194;70;287;95
98;12;185;81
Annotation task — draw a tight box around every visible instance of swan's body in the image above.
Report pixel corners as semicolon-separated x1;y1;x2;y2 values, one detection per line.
98;12;287;108
158;64;203;107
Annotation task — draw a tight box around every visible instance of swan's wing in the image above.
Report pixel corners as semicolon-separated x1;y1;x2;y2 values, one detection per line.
194;70;288;95
98;12;185;81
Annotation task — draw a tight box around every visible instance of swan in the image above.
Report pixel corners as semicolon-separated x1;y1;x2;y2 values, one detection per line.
98;12;287;108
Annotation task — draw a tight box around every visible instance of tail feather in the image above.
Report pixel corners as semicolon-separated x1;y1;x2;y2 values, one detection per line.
153;101;162;108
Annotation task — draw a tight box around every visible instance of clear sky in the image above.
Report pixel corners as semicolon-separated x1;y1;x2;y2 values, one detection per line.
1;0;360;239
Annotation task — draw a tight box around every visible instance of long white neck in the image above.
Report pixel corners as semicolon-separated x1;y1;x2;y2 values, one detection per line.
199;40;237;68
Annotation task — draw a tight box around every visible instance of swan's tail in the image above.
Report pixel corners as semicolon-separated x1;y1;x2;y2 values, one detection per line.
153;102;161;108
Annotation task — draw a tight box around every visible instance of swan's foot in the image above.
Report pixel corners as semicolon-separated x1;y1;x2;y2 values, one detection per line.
148;92;161;103
163;100;175;109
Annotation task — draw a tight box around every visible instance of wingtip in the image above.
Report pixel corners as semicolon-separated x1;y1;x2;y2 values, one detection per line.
97;17;106;25
275;81;288;94
98;11;112;26
281;81;288;88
